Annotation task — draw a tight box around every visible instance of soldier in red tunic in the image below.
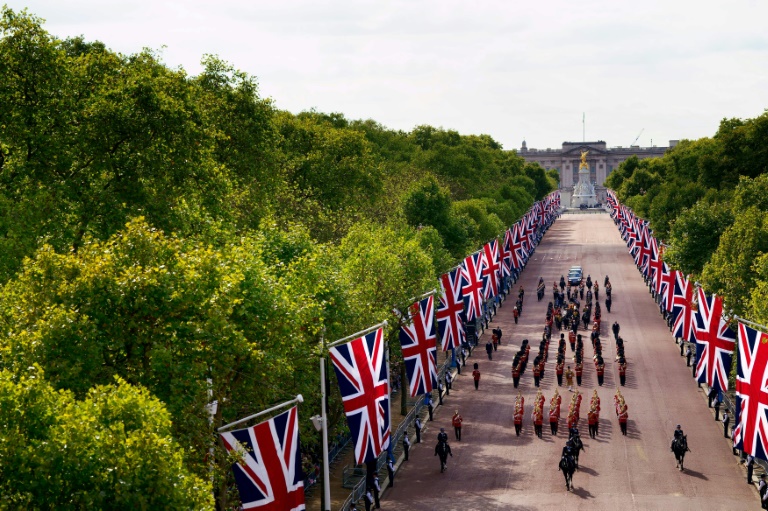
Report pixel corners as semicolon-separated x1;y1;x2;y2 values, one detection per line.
596;356;605;386
556;357;565;387
587;406;598;439
550;389;562;435
618;401;629;436
511;358;521;388
514;392;525;436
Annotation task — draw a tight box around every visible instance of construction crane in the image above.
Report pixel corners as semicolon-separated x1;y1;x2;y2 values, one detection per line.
631;129;644;147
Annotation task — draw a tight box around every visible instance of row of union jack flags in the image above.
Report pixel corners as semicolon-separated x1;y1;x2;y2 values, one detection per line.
607;190;768;462
216;191;560;509
331;191;561;466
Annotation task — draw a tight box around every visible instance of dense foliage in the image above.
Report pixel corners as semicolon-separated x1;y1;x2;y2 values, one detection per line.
0;8;555;509
606;111;768;323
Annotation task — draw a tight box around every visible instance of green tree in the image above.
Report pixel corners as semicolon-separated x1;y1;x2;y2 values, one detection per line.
663;200;734;276
701;207;768;315
0;366;212;510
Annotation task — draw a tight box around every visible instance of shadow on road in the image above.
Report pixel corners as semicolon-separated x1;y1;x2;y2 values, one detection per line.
682;468;709;480
572;486;595;499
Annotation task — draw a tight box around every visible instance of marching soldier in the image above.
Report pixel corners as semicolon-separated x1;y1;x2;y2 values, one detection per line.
556;356;565;386
590;390;601;437
514;392;525;436
565;365;575;391
618;357;627;386
575;358;584;387
550;389;562;435
606;294;612;313
594;282;599;301
596;356;605;386
569;330;576;352
587;406;598;439
618;400;629;436
513;306;519;324
511;360;521;388
533;404;544;438
452;410;463;441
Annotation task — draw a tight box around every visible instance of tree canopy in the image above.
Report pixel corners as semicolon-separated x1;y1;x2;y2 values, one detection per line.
0;8;555;509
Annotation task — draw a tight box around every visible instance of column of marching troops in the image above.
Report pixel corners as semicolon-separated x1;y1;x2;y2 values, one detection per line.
511;274;630;440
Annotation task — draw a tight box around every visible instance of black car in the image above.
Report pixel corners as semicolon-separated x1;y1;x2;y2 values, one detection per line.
568;266;583;286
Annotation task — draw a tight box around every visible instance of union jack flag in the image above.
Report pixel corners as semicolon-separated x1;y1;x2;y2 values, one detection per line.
693;289;735;392
400;296;438;396
648;242;664;295
481;239;501;298
461;252;485;321
329;328;390;464
510;223;528;269
518;218;532;255
734;322;768;460
658;264;676;313
671;272;695;341
437;269;465;351
220;406;305;511
499;229;513;277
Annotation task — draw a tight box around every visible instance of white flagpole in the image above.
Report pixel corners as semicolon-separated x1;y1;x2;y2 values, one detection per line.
733;315;768;332
217;394;304;432
328;320;389;349
321;320;388;510
320;343;331;511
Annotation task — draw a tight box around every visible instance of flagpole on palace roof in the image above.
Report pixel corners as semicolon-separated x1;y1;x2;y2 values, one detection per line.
217;394;304;432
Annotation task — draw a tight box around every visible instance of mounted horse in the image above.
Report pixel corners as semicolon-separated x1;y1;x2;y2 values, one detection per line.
672;435;689;471
434;441;452;473
559;453;576;491
569;431;585;468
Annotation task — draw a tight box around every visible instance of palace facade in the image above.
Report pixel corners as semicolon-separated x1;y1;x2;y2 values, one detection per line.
516;140;677;207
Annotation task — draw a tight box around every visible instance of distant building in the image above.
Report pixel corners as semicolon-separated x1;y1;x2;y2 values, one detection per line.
516;140;677;207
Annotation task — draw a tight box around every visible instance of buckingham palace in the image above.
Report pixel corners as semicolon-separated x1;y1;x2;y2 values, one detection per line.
516;140;677;208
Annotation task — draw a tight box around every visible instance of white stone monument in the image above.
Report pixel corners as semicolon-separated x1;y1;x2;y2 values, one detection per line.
572;150;597;208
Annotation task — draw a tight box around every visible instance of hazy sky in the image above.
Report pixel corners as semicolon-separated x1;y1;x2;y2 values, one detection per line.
8;0;768;150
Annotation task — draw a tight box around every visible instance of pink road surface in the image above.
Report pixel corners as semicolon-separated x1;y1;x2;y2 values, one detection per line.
382;213;757;511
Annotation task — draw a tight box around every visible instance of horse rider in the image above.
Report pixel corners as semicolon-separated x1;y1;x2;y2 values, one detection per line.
671;424;684;450
437;427;448;444
562;439;575;458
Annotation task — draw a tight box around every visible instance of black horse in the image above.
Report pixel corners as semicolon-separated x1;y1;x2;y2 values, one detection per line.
434;441;452;473
569;432;585;468
672;435;689;471
559;454;576;491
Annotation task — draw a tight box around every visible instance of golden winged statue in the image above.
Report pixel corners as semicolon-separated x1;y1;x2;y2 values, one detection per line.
579;150;589;170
